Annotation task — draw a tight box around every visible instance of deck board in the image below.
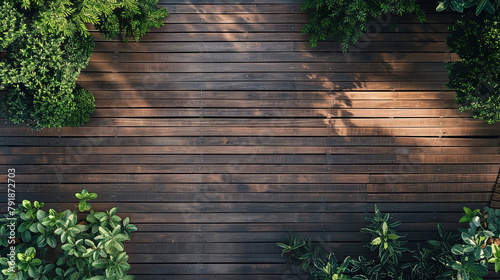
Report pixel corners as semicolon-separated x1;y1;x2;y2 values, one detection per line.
1;0;500;279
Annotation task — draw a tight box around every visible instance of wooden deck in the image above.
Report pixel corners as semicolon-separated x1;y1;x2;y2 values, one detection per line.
1;0;500;279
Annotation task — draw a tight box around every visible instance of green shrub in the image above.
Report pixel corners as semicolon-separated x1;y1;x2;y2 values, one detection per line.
278;205;500;280
446;10;500;124
0;189;137;280
62;86;96;128
0;0;168;129
1;25;94;129
96;0;170;42
301;0;425;51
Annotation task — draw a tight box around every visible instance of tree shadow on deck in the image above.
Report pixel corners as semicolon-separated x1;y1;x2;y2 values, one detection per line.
2;3;500;279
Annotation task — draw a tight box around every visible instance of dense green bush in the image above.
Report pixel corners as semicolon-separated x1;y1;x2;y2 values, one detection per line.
446;10;500;124
0;189;137;280
278;205;500;279
0;0;168;130
301;0;425;51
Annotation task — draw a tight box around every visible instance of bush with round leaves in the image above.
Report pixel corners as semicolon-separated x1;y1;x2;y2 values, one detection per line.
0;189;137;280
446;10;500;124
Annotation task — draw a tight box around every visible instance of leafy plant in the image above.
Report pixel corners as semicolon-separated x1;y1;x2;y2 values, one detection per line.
437;0;500;15
0;0;168;129
445;10;500;124
403;223;457;280
278;205;500;280
277;235;354;279
278;205;409;280
301;0;425;51
0;190;137;280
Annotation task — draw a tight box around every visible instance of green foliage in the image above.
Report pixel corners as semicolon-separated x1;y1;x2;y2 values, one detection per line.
446;10;500;124
301;0;425;51
0;190;137;280
360;205;408;279
437;0;500;15
278;205;409;280
403;223;457;280
96;0;169;42
278;205;500;280
0;0;168;129
277;235;354;279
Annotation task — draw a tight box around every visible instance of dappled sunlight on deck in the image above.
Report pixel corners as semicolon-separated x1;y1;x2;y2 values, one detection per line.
1;0;500;279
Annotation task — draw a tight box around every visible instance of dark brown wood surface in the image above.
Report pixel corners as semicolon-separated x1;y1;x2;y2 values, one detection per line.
1;1;500;279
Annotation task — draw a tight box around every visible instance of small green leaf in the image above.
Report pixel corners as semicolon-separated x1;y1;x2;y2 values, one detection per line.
371;237;382;245
459;215;470;223
436;1;448;11
47;236;57;248
472;216;481;227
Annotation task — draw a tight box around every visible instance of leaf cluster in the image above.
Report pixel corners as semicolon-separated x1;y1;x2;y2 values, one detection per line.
277;205;500;280
445;10;500;124
437;0;500;15
0;189;138;280
0;0;168;129
301;0;425;51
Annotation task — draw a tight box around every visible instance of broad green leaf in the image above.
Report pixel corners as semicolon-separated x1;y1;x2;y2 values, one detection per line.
47;235;57;248
452;244;466;255
113;241;124;252
92;259;109;269
112;225;122;236
477;0;488;15
370;237;382;245
472;216;481;227
99;226;112;237
115;234;128;242
61;244;73;251
382;222;388;235
36;210;46;222
437;1;448;11
28;266;37;278
459;215;470;223
76;259;85;271
464;0;478;8
452;0;465;12
484;0;496;12
462;232;475;245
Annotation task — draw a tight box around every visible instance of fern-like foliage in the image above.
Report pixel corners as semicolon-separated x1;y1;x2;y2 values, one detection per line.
96;0;169;42
301;0;425;51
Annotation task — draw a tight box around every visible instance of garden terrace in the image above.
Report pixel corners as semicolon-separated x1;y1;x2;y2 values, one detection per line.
1;0;500;279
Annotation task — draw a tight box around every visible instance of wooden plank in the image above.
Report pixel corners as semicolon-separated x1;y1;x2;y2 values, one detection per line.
91;41;451;53
1;136;497;147
3;164;499;174
88;52;457;63
84;61;448;72
1;0;499;278
86;91;458;100
77;72;450;82
0;145;443;155
90;32;448;42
